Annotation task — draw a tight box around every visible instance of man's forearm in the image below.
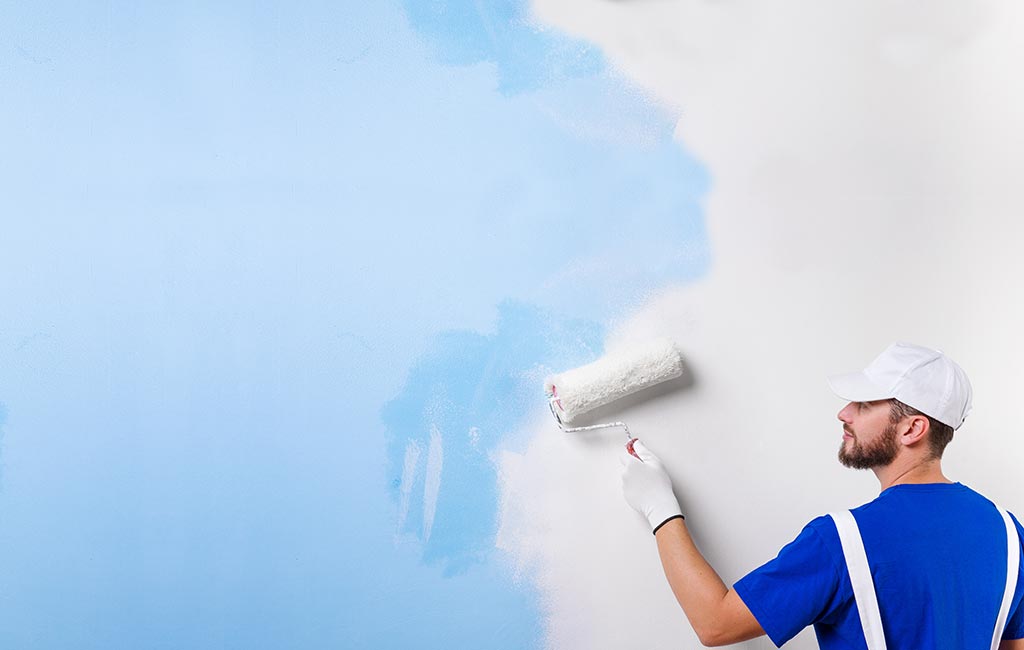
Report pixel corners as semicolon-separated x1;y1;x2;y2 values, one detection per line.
654;518;764;646
620;440;764;645
655;518;729;633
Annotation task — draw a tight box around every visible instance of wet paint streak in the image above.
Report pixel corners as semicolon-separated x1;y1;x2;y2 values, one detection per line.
396;439;422;533
0;402;6;495
422;425;444;543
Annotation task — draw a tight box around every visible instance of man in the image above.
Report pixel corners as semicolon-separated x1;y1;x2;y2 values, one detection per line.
621;342;1024;648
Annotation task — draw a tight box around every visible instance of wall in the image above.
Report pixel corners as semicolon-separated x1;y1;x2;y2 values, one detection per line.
0;1;1021;649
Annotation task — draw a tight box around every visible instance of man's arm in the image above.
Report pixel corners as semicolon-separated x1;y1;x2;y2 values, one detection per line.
621;440;766;647
654;517;765;646
1000;640;1024;650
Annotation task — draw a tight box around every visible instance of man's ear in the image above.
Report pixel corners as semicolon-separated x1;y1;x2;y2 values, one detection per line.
902;415;930;445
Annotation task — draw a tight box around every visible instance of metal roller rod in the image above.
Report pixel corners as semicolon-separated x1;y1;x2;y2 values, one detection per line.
548;398;632;440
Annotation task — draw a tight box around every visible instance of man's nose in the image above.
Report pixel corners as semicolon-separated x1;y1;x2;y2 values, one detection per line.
837;403;854;423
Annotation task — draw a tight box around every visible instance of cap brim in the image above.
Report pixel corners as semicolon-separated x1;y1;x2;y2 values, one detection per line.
826;371;892;402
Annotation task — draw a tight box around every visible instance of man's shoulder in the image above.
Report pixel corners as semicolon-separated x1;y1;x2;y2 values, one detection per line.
799;514;844;553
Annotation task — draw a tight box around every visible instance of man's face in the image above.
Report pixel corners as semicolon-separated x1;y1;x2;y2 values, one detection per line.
837;400;900;469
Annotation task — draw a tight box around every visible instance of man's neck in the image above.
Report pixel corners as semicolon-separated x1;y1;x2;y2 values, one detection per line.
873;457;952;492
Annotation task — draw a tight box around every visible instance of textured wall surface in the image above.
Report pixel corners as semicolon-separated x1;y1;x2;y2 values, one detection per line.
1;2;1022;649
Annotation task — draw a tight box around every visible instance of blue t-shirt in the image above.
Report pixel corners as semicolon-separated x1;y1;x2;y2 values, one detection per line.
734;483;1024;649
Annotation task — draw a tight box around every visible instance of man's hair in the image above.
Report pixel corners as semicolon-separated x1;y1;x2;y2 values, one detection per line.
889;399;955;459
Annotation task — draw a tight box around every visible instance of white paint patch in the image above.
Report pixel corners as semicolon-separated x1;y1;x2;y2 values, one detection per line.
497;412;705;649
422;425;444;543
505;2;1024;648
396;439;422;533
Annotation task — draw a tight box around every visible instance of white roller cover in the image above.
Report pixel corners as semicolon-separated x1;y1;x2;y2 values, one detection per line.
545;339;683;423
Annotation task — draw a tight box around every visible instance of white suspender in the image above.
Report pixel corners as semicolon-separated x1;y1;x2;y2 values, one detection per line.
829;506;1021;650
991;506;1020;650
829;510;888;650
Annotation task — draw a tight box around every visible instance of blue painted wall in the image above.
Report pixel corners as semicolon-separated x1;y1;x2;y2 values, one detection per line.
0;2;708;647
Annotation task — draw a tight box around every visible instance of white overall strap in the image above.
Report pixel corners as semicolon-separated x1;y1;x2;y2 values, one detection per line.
990;505;1020;650
830;511;888;650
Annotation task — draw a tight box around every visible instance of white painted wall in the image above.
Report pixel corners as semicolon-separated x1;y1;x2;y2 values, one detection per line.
499;2;1024;647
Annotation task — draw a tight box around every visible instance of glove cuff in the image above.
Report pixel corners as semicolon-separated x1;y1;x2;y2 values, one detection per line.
652;514;685;535
645;496;684;533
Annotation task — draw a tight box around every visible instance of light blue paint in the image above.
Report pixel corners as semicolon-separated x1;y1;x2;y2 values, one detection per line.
383;301;603;575
380;0;710;579
0;1;710;648
401;0;603;93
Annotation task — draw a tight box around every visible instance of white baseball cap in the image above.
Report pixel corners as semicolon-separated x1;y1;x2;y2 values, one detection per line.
827;342;973;430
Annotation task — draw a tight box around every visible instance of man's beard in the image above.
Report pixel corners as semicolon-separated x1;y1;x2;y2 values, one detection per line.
838;422;900;469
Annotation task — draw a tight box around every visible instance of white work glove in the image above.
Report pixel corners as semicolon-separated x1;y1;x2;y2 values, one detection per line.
620;438;684;534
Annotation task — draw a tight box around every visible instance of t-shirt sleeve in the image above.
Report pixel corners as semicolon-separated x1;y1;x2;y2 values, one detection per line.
1003;513;1024;640
733;517;844;647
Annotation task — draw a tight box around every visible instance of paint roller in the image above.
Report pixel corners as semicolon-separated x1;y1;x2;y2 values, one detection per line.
544;339;684;457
